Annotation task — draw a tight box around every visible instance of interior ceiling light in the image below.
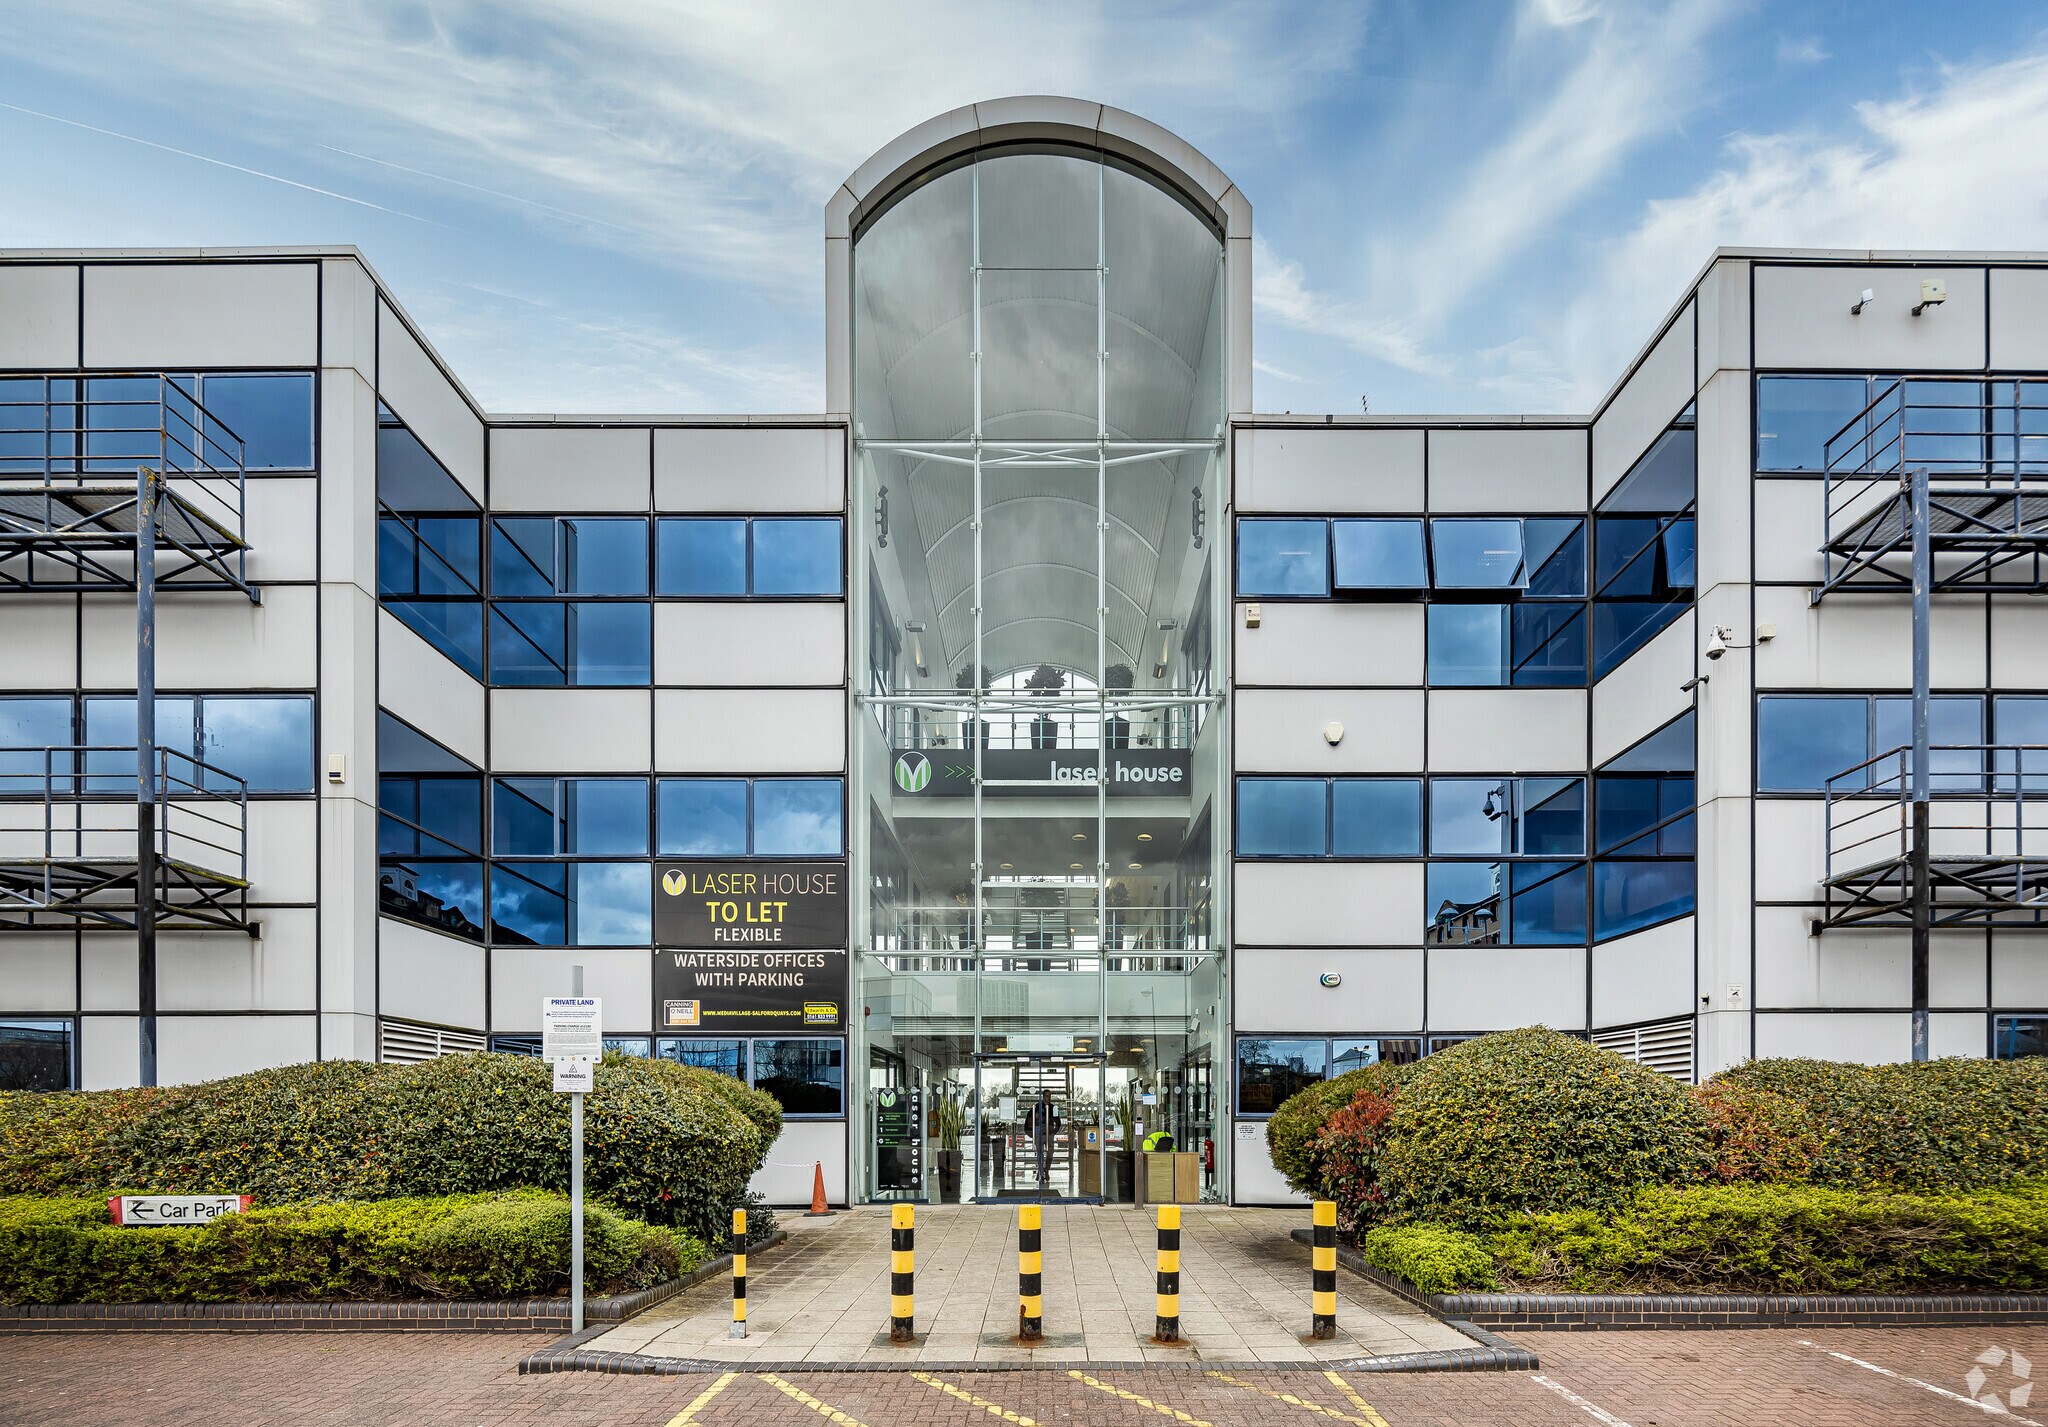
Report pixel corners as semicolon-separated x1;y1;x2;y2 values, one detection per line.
999;862;1013;869
1070;862;1084;871
1128;862;1143;870
1136;832;1153;842
1072;832;1087;841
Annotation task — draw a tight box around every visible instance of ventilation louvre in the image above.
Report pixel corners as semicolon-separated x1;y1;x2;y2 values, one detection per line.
378;1019;487;1065
1592;1018;1695;1083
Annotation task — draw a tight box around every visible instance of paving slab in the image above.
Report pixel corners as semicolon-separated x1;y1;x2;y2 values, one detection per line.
588;1203;1472;1365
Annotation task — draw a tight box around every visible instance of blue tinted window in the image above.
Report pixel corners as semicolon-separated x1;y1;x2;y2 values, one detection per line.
1236;1037;1327;1115
1521;778;1585;855
1996;1017;2048;1060
0;696;72;790
493;778;560;855
754;779;844;856
1511;603;1586;685
1331;519;1425;590
0;1018;72;1092
493;861;648;946
1426;862;1501;943
1593;860;1694;939
197;696;314;792
1756;376;1871;472
568;603;651;684
83;696;195;792
490;602;566;684
199;373;314;471
378;416;476;511
1595;776;1694;855
658;1037;746;1077
1432;777;1583;856
382;516;481;598
1524;519;1587;598
1872;695;1985;791
564;779;649;855
491;519;556;595
560;519;649;596
1757;696;1868;792
752;1038;844;1116
1236;519;1329;597
753;519;842;596
1236;778;1326;856
1508;861;1586;943
1431;519;1526;588
1994;697;2048;791
657;518;747;595
379;858;485;942
1331;779;1422;856
387;601;485;679
491;861;566;944
658;779;749;856
389;777;481;857
1427;604;1507;685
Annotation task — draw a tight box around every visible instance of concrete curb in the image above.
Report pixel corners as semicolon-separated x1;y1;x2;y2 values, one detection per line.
0;1229;788;1335
1289;1227;2048;1331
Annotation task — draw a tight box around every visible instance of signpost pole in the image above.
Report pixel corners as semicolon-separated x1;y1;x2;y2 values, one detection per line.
571;962;585;1334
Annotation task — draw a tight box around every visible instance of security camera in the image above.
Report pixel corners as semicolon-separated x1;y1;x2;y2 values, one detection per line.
1705;626;1730;660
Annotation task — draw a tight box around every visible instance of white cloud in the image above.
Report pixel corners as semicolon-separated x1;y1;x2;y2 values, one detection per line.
1540;46;2048;407
1776;35;1829;66
1528;0;1602;27
1253;235;1443;375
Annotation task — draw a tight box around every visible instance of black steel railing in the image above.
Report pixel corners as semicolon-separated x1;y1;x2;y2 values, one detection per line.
884;701;1198;752
872;903;1210;956
1825;743;2048;880
0;744;249;882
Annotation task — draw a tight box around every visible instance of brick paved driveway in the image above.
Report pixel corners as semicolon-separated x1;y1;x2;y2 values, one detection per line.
6;1326;2045;1425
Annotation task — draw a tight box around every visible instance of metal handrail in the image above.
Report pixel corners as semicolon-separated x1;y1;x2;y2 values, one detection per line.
872;902;1207;953
883;702;1198;751
1824;742;2048;878
0;373;249;545
1822;377;2048;524
0;744;249;881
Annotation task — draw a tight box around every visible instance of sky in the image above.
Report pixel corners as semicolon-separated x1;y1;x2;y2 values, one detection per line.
3;2;2047;417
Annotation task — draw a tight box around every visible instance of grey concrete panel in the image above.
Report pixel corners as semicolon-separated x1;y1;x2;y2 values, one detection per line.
1590;916;1694;1028
489;426;651;511
1232;602;1423;687
491;688;651;773
84;261;317;368
1754;263;1986;372
1233;862;1422;947
1232;688;1422;772
1426;427;1586;512
654;688;844;772
377;609;486;766
0;264;79;366
654;601;846;687
1235;427;1423;512
655;426;844;512
158;1013;317;1085
1594;301;1695;503
1427;689;1586;772
377;917;486;1032
377;299;484;501
1427;946;1587;1030
1232;947;1424;1032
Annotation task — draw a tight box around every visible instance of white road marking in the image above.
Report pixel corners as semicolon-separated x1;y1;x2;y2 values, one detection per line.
1530;1373;1636;1427
1797;1340;2042;1424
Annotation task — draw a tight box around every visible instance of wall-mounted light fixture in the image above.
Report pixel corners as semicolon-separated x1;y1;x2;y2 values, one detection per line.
1244;603;1261;629
1323;721;1344;746
1913;278;1947;316
1191;489;1206;549
326;754;346;785
904;621;928;677
1154;618;1177;679
1850;287;1875;315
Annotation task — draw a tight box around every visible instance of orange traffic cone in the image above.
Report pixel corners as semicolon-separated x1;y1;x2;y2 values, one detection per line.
805;1160;834;1217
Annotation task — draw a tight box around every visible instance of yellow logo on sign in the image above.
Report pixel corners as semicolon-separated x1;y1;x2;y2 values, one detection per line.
661;869;685;897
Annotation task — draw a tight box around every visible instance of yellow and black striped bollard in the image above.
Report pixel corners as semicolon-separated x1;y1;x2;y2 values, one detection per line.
730;1207;747;1339
1018;1205;1043;1341
1153;1204;1180;1343
1310;1200;1337;1339
889;1203;915;1342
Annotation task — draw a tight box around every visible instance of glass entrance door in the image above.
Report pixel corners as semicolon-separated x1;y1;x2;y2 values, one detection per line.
973;1052;1105;1200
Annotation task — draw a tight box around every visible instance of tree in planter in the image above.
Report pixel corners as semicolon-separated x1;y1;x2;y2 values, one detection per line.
933;1092;968;1202
954;665;992;748
1025;664;1066;749
1103;663;1135;748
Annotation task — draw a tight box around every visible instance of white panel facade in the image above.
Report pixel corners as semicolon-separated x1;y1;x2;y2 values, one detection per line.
158;1014;318;1085
1755;1011;1908;1064
1752;589;1987;691
1590;917;1694;1028
1233;863;1421;947
491;689;651;772
81;584;320;690
1753;264;1987;371
490;426;651;511
654;603;847;687
1593;301;1694;502
377;610;487;765
654;689;845;772
1232;689;1423;772
1232;1134;1305;1206
243;477;323;584
1233;603;1423;687
1234;427;1424;512
1426;689;1585;772
83;261;318;368
1428;947;1586;1030
490;947;652;1032
0;264;79;366
3;937;77;1013
377;918;486;1032
1426;427;1584;512
1591;613;1693;766
79;1016;140;1089
1990;268;2048;369
655;426;844;512
1752;480;1827;585
751;1120;848;1207
1232;948;1424;1032
160;909;319;1013
377;301;485;501
0;594;77;688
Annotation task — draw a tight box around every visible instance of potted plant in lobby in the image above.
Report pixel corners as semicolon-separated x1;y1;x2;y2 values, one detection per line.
1103;662;1135;748
1025;663;1065;748
934;1091;967;1202
955;664;991;748
1111;1084;1140;1202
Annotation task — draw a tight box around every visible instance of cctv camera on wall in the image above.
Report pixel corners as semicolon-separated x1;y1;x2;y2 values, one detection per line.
1705;627;1729;660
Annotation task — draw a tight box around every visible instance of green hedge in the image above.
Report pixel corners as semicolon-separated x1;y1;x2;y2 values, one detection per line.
0;1192;706;1304
0;1052;780;1238
1265;1062;1413;1196
1490;1181;2048;1294
1359;1224;1498;1294
1712;1057;2048;1191
1375;1029;1711;1228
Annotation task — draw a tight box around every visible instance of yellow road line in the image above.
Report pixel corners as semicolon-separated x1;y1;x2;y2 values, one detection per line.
758;1373;874;1427
913;1371;1040;1425
1324;1371;1393;1427
1066;1370;1217;1427
1207;1371;1385;1426
663;1371;738;1427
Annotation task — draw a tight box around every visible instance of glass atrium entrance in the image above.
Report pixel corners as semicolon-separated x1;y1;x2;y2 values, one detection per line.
851;144;1228;1202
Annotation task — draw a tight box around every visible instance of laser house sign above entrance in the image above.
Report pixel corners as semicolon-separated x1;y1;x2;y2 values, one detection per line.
653;860;850;1035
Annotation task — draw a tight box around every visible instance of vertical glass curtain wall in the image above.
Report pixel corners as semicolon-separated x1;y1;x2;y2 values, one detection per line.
851;145;1228;1200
